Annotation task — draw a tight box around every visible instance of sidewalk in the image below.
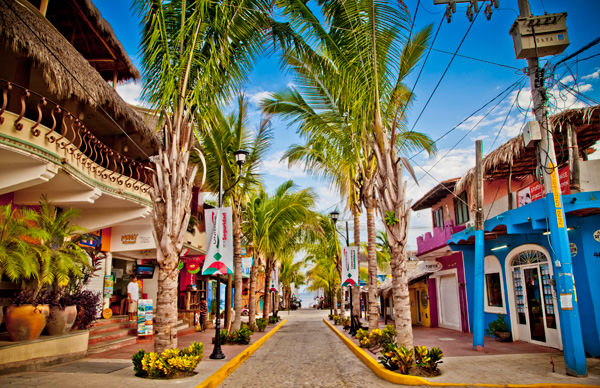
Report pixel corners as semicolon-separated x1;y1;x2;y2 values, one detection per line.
328;319;600;386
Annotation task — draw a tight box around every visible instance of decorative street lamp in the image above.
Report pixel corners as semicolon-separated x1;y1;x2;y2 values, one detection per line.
330;210;356;335
210;149;247;360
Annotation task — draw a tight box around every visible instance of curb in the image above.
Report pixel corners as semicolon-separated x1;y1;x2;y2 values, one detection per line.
323;318;596;388
195;319;287;388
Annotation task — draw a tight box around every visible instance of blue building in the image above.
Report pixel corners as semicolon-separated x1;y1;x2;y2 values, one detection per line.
445;107;600;356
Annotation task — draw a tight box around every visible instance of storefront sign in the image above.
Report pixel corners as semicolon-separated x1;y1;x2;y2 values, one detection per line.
594;229;600;243
103;274;114;298
241;257;253;277
341;246;360;287
560;293;573;310
517;166;570;208
418;261;443;273
202;207;234;275
110;225;154;252
79;230;102;248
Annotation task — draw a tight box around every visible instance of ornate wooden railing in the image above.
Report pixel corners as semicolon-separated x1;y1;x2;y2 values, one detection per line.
0;80;153;193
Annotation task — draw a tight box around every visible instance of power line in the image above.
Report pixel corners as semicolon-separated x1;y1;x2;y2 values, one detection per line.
408;5;482;133
4;0;151;158
430;48;521;71
487;81;523;153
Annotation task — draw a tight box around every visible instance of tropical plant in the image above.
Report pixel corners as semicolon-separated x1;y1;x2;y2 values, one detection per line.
255;318;267;332
64;289;102;329
134;0;270;352
194;94;272;332
486;314;509;335
379;342;414;374
137;341;204;378
0;203;48;292
228;326;253;344
414;345;443;375
279;254;305;310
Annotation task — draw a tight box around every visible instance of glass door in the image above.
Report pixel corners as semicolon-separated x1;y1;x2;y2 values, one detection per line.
523;267;546;342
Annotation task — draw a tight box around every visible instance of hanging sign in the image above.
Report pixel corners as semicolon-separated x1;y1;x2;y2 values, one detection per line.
137;299;153;336
202;207;234;275
341;246;359;287
241;257;253;277
593;229;600;243
270;266;279;292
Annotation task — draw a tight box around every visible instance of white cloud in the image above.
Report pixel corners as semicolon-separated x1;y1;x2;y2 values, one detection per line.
115;81;143;106
260;150;307;179
560;75;575;84
582;68;600;80
249;91;274;105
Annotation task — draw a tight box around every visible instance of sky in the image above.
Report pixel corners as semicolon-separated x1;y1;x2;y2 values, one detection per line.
95;0;600;254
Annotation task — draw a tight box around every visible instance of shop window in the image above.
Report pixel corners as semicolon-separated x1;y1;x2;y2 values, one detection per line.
432;207;444;229
484;256;506;314
454;191;469;225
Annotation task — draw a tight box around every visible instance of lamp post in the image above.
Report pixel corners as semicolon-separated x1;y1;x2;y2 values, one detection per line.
210;149;248;360
330;210;355;335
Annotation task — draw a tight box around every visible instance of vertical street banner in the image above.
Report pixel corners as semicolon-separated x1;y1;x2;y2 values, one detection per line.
270;266;279;292
202;207;234;275
341;246;359;287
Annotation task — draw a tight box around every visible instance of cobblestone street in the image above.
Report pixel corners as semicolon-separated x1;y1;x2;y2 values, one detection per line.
220;309;415;388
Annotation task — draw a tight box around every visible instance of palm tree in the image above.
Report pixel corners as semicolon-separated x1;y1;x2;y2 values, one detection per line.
278;253;304;310
242;181;316;320
194;94;272;332
134;0;269;351
267;0;437;343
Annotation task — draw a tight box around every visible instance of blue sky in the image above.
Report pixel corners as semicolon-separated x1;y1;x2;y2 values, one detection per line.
96;0;600;250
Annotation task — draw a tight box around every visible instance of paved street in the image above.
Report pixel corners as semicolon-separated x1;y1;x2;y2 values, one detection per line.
220;309;414;388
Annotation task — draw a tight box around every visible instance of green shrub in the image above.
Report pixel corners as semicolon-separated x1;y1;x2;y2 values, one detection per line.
268;315;280;324
132;349;147;377
414;345;443;374
229;326;253;345
219;330;230;344
255;318;268;332
378;343;413;374
485;314;509;335
247;321;258;332
241;322;254;333
381;325;397;348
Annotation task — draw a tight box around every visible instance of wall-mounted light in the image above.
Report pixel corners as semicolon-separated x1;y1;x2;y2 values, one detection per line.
491;244;508;251
567;227;574;231
542;231;551;235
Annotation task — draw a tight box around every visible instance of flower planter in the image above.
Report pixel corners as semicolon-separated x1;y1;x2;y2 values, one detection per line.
46;305;77;335
494;331;512;342
5;304;49;341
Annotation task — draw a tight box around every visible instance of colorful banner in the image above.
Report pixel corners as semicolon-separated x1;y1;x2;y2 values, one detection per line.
241;257;253;277
270;266;279;292
517;166;570;208
341;246;359;287
202;207;234;275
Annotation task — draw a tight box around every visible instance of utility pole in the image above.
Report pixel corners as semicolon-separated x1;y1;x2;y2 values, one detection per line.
516;0;586;376
473;140;484;350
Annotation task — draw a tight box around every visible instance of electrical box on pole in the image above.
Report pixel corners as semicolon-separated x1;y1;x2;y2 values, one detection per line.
509;13;569;59
523;121;541;147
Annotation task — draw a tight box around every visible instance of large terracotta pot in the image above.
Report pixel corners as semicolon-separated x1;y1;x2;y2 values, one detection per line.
0;305;4;326
46;305;77;335
5;304;49;341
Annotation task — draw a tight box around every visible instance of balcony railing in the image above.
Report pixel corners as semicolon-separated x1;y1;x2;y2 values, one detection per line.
416;221;466;255
0;80;153;193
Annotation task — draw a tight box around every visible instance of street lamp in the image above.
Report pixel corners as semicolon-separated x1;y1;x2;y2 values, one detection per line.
329;210;356;335
210;149;247;360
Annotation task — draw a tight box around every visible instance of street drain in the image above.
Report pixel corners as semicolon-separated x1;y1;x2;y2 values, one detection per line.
44;361;130;374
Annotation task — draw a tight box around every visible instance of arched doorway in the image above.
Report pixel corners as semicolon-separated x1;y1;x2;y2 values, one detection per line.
505;244;562;349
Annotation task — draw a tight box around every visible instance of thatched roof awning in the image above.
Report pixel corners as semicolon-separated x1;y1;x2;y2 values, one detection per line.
456;106;600;193
411;178;459;211
1;1;159;152
41;0;140;82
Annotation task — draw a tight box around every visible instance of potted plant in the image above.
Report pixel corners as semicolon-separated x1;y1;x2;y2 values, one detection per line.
486;314;511;342
35;199;89;335
0;203;50;341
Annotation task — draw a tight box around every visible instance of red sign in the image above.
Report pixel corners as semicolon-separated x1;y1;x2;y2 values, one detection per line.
517;166;570;207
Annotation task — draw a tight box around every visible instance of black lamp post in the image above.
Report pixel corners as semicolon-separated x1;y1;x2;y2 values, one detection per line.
210;149;247;360
330;210;356;335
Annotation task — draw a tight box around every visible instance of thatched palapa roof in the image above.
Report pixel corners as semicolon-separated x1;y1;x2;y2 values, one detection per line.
456;106;600;193
0;0;159;152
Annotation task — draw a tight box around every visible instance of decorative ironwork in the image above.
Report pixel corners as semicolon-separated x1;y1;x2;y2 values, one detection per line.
511;250;548;266
0;80;153;192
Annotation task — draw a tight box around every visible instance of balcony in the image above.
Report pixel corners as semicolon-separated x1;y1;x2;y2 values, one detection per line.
416;221;466;257
0;80;153;230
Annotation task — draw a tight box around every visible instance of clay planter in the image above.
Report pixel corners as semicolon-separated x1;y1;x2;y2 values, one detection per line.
46;305;77;335
494;331;512;342
5;304;49;341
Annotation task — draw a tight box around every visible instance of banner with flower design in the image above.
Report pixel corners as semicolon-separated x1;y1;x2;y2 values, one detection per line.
202;207;233;275
341;246;359;287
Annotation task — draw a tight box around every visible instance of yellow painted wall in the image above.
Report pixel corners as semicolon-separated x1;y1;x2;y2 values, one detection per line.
409;279;431;327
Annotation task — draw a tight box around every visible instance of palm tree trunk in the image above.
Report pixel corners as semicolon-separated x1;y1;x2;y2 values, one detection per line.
231;203;242;332
352;209;361;321
225;275;232;331
248;255;258;326
390;242;413;347
263;258;273;319
154;258;179;352
332;284;338;316
366;205;379;330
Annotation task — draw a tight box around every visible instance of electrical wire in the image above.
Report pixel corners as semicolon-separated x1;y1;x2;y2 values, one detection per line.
430;48;521;71
408;5;482;133
487;81;523;153
3;0;151;159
